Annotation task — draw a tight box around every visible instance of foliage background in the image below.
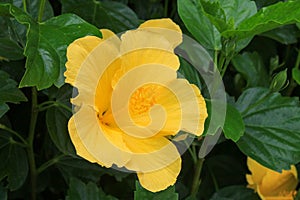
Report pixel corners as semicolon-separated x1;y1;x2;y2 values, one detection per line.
0;0;300;199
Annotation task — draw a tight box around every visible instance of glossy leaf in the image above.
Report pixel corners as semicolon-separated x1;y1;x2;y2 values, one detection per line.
0;70;27;117
177;0;221;50
223;1;300;39
134;181;178;200
231;52;269;88
61;0;139;32
210;185;259;200
235;87;300;171
223;104;244;142
66;178;117;200
0;4;102;90
0;184;7;200
200;0;256;32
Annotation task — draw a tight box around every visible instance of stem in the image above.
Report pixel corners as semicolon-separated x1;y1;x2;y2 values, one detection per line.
190;158;204;197
27;87;38;200
37;154;65;174
164;0;169;17
38;0;46;22
0;124;28;145
22;0;27;12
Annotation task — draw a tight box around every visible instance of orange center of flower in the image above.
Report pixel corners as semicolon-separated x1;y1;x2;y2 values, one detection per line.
129;84;158;115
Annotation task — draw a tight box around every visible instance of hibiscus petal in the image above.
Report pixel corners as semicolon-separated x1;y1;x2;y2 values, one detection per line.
137;158;181;192
68;116;105;166
139;18;182;48
123;134;180;173
72;105;131;168
259;165;298;196
247;157;268;185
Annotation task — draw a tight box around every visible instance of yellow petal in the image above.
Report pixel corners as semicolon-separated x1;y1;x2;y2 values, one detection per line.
120;29;175;55
72;105;131;168
137;158;181;192
112;48;180;88
71;35;121;107
259;165;298;197
123;134;180;173
139;18;182;48
247;157;268;185
64;36;102;86
68;116;105;166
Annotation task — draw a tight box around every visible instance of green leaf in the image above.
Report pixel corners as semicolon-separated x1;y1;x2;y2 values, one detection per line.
66;177;117;200
210;185;259;200
235;87;300;171
61;0;139;32
0;4;102;90
231;52;269;88
0;37;24;60
223;104;245;142
0;104;9;119
134;181;178;200
0;132;28;191
177;0;221;50
46;106;75;155
200;0;257;32
0;70;27;117
292;67;300;85
261;25;299;44
223;1;300;39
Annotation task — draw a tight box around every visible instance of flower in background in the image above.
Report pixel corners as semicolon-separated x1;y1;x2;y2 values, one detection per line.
246;157;298;200
64;18;207;192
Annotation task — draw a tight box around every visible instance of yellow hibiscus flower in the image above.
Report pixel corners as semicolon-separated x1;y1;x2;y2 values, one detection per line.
246;157;298;200
64;18;208;192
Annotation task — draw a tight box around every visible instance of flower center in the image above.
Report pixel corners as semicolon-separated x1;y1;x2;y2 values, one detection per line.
129;84;159;116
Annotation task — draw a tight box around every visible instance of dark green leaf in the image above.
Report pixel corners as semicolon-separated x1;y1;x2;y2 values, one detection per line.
223;104;245;142
66;178;117;200
235;87;300;171
177;0;221;50
1;0;54;21
210;185;259;200
61;0;139;32
0;184;7;200
231;52;269;88
292;67;300;85
296;188;300;200
223;1;300;39
261;25;299;44
0;4;102;89
46;106;75;155
134;181;178;200
0;133;28;190
0;37;23;60
0;70;27;117
0;104;9;119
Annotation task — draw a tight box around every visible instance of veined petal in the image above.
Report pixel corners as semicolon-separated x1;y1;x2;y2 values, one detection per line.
139;18;182;48
123;134;180;173
72;105;131;168
112;49;180;88
137;158;181;192
68;116;105;166
71;36;121;108
247;157;268;185
65;29;120;86
259;165;298;196
65;36;102;86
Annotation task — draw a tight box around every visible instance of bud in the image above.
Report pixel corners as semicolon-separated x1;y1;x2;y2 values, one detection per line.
270;69;288;92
